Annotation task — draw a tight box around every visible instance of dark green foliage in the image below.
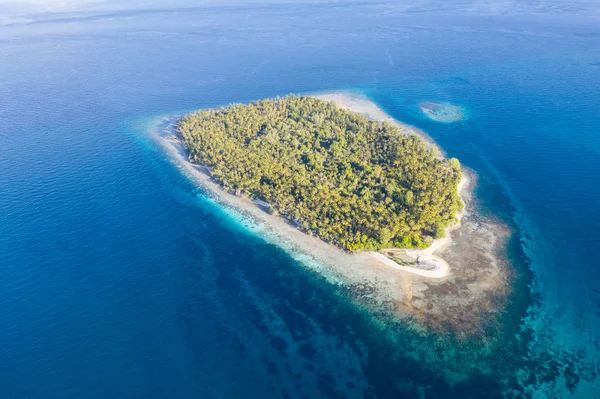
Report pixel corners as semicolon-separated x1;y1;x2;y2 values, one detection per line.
178;95;462;251
433;222;446;239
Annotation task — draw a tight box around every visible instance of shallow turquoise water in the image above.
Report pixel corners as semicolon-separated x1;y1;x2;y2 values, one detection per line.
0;1;599;397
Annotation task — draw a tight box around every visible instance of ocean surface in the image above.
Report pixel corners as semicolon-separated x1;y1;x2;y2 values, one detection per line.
1;1;599;398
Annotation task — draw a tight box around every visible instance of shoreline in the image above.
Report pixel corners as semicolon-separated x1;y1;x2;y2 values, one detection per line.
150;91;511;331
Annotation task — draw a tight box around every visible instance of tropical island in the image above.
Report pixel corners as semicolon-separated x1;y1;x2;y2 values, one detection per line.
178;95;463;255
155;91;510;330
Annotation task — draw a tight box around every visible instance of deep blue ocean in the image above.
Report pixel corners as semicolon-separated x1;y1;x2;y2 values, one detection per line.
1;1;599;398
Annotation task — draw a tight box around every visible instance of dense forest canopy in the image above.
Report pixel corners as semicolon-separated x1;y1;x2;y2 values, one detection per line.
178;96;462;251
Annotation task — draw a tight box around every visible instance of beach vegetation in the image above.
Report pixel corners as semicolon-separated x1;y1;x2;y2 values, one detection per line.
178;95;462;251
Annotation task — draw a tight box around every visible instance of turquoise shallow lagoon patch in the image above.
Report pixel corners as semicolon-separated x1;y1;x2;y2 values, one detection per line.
420;101;467;123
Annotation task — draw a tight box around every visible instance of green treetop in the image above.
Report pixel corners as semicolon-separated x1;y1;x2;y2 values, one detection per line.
178;95;462;251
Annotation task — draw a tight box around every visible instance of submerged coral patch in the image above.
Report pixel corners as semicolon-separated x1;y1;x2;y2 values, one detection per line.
420;101;466;123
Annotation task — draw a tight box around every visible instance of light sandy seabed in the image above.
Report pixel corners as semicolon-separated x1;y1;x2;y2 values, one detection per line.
152;91;511;331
